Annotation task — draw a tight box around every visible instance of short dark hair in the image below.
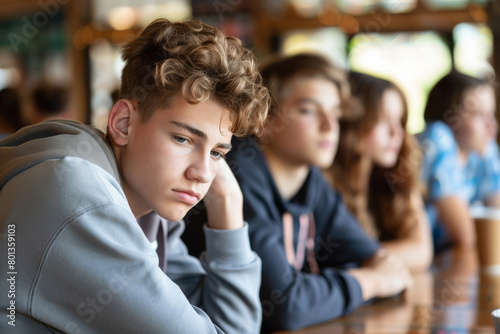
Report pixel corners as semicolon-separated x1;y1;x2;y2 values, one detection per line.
424;70;490;124
260;53;350;124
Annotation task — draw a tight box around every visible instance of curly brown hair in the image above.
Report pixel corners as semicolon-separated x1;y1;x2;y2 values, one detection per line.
119;18;270;137
329;72;423;240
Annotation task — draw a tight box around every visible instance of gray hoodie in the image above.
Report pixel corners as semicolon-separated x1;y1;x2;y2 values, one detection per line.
0;120;262;333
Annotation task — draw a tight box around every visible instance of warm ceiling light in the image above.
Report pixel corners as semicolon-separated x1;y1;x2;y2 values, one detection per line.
381;0;417;13
289;0;323;17
108;6;138;30
138;2;192;26
318;3;341;25
158;2;191;22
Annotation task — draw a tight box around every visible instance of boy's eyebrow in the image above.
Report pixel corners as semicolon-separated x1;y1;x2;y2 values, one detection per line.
171;121;207;140
298;98;319;104
170;121;232;150
298;97;341;108
216;142;232;150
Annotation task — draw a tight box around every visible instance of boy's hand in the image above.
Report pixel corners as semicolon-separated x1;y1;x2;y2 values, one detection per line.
203;159;244;230
348;248;412;301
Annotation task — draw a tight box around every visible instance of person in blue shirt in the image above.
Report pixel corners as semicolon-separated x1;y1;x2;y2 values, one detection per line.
417;70;500;252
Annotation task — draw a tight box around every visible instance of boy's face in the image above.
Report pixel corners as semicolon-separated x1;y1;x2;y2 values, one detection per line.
119;95;233;221
265;77;341;169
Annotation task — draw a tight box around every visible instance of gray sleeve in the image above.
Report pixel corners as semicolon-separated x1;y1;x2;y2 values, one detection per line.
0;157;225;334
32;205;224;334
166;222;262;334
201;224;262;334
164;219;207;301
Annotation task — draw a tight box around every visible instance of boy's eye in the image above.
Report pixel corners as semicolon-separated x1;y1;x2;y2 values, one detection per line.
174;136;188;144
210;150;225;159
299;108;315;115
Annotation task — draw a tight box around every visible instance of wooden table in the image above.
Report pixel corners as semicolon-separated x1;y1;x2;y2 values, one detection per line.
274;249;500;333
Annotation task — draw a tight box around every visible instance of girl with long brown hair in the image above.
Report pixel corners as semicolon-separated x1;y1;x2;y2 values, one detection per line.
329;71;432;272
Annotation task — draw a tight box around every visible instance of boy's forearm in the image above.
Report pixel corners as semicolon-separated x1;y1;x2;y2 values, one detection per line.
201;224;262;333
347;267;377;300
204;223;254;263
347;249;389;300
347;249;412;301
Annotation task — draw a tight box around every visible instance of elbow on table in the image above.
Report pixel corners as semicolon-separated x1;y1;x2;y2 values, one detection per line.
410;237;434;272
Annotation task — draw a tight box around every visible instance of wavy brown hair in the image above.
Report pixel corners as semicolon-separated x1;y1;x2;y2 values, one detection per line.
119;18;270;137
329;72;422;240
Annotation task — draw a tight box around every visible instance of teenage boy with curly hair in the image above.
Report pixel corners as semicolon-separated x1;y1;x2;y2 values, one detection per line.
0;18;269;333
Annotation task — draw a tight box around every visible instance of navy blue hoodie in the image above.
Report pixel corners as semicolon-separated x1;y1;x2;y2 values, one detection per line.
224;136;380;332
183;136;381;332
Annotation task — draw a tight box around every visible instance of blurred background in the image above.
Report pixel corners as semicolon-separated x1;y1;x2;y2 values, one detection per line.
0;0;497;134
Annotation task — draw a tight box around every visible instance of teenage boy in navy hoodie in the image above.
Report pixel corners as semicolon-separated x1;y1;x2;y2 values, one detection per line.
184;54;412;333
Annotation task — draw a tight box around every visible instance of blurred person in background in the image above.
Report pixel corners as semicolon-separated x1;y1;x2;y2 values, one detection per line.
417;70;500;252
30;82;70;124
185;54;412;332
328;72;433;273
0;87;23;140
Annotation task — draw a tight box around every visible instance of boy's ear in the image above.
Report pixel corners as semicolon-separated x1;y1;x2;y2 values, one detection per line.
107;99;135;146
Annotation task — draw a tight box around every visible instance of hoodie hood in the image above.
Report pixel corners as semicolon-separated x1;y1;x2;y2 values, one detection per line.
0;120;120;190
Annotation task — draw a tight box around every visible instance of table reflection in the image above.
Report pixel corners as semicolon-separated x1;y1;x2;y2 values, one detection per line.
274;249;498;334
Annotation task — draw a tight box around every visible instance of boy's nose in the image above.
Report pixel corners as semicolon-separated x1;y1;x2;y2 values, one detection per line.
186;156;212;183
320;112;337;132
